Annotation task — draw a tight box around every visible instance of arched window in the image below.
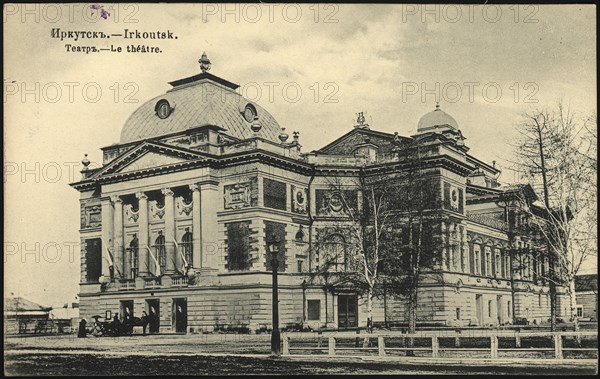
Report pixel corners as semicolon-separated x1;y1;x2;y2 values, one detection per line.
323;234;347;272
128;235;139;279
154;234;166;274
474;244;481;275
484;245;492;276
181;230;193;267
505;254;511;279
494;248;501;278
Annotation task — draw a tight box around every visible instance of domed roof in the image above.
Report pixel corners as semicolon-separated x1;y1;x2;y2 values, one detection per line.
120;73;282;144
417;104;459;133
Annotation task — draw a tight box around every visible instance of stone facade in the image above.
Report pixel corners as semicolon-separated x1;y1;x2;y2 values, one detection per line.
70;61;564;333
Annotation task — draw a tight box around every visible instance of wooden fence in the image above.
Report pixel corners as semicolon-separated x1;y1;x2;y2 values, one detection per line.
282;331;598;360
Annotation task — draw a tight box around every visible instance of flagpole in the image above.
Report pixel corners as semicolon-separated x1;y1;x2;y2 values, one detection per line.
146;246;161;277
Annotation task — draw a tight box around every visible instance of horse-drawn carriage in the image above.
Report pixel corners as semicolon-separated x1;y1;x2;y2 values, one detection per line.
90;315;149;337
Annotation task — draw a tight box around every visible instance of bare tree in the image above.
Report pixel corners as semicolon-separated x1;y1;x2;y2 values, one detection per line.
308;173;399;333
308;138;442;347
510;101;597;331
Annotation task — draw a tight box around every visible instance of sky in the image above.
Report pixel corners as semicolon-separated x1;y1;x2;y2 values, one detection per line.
3;4;597;307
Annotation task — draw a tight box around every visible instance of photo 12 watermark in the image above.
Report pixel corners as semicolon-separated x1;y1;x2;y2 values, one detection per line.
400;81;539;104
400;4;539;24
4;81;140;104
3;3;140;24
199;3;339;24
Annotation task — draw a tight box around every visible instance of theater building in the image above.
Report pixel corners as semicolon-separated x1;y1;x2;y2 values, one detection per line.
71;55;564;333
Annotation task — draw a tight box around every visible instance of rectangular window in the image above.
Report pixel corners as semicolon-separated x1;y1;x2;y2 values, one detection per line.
85;238;102;282
297;260;303;272
263;178;287;210
264;221;287;272
307;300;320;321
469;243;475;274
508;301;511;317
577;306;583;318
456;307;461;320
226;221;251;271
488;300;493;318
129;247;138;279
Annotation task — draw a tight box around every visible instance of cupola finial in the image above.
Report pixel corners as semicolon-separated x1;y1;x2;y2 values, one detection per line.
435;101;440;110
199;52;211;73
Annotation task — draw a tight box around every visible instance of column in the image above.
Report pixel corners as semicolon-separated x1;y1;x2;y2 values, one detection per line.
111;195;124;279
100;197;114;278
136;192;149;277
189;184;201;269
162;188;176;275
462;227;469;273
441;222;447;270
200;180;220;273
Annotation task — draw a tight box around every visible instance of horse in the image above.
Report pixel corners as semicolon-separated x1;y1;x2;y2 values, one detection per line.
121;316;150;335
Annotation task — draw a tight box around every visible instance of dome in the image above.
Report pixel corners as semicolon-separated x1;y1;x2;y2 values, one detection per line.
416;104;459;133
120;73;282;144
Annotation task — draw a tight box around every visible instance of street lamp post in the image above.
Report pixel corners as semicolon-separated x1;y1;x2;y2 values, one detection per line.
268;234;281;356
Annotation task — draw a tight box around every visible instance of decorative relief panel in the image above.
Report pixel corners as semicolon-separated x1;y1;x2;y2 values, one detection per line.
443;182;464;213
150;200;165;221
291;186;308;214
315;189;357;217
124;203;139;223
80;203;101;229
224;177;258;209
176;196;193;216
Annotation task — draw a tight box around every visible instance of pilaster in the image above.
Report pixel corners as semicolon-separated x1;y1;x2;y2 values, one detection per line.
100;197;114;278
136;192;149;276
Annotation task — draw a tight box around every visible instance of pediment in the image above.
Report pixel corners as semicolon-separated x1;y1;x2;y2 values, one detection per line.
317;129;405;155
91;141;204;178
118;151;189;173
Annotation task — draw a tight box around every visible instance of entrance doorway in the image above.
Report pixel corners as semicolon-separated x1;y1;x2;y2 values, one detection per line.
172;298;187;333
120;300;134;322
497;296;503;325
337;294;357;329
146;299;160;334
475;295;483;325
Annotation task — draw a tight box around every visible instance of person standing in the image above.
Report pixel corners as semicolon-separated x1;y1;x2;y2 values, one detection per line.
77;319;87;338
142;311;148;335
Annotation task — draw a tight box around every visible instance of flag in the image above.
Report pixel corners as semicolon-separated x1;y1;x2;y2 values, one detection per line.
101;238;114;268
146;246;161;277
173;239;188;273
101;238;124;278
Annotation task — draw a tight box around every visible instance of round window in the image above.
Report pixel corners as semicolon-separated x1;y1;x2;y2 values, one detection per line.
156;100;172;119
243;105;256;122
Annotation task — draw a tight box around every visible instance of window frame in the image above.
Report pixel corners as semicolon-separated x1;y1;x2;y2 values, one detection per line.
307;300;321;321
154;234;166;274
